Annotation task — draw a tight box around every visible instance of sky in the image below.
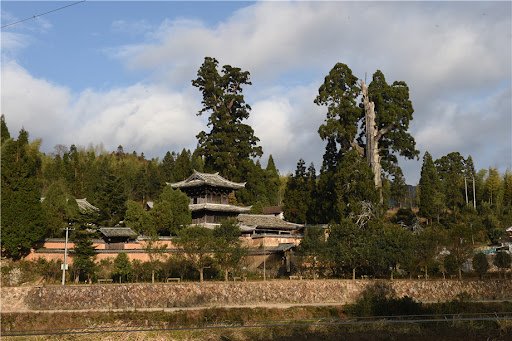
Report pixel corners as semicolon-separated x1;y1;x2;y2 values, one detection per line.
1;1;511;185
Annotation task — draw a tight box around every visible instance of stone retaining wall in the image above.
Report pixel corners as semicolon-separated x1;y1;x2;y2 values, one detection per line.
1;279;511;312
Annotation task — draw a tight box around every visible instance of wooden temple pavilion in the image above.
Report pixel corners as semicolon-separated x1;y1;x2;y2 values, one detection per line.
170;171;251;226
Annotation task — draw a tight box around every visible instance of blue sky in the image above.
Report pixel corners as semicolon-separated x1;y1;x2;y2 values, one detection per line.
1;1;511;184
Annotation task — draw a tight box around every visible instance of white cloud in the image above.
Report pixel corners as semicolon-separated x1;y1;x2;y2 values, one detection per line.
2;1;510;183
1;62;202;157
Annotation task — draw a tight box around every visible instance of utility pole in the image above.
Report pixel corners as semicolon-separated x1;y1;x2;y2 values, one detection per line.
263;234;266;281
464;177;469;206
61;226;73;285
472;176;477;210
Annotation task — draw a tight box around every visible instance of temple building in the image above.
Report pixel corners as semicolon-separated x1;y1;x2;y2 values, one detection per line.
170;171;251;226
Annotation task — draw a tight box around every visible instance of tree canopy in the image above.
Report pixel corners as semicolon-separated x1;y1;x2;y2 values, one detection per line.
192;57;262;183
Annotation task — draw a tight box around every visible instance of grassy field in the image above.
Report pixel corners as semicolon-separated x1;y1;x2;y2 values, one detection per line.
2;301;512;340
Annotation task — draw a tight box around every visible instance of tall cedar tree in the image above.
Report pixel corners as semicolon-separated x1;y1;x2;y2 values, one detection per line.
315;64;418;203
265;155;281;206
95;166;127;226
365;71;418;185
1;128;46;259
316;137;340;224
72;228;96;282
1;114;10;143
160;151;176;182
419;152;443;224
435;152;466;211
192;57;263;185
283;159;310;224
305;163;318;224
335;150;378;220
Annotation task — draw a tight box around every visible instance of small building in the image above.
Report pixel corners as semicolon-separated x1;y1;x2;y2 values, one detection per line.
238;214;302;235
170;171;251;226
262;206;284;219
99;227;138;249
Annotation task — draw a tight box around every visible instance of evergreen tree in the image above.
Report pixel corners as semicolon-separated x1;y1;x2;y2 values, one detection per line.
390;168;407;208
315;64;418;203
176;226;214;282
419;152;443;224
160;151;176;182
212;220;246;281
173;149;193;181
283;159;310;223
151;186;191;235
112;253;132;283
1;114;10;144
327;219;370;279
503;170;512;209
125;200;155;235
95;167;127;226
41;181;80;237
472;252;489;279
435;152;466;211
265;155;280;206
72;228;96;282
192;57;263;182
485;168;503;209
306;163;318;224
316;137;340;224
335;150;378;223
238;160;269;205
365;71;418;197
494;252;511;278
1;129;46;259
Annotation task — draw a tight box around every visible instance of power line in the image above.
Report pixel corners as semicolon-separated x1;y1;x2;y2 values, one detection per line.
1;1;86;29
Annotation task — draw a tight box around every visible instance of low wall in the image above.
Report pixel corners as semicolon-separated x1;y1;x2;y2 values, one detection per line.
1;279;511;312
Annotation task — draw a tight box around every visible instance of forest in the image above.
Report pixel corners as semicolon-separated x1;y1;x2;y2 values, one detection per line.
1;57;511;282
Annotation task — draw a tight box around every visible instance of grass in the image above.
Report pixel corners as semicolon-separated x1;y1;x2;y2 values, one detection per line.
2;302;511;340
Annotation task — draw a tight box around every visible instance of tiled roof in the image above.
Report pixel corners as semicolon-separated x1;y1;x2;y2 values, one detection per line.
237;214;302;231
189;203;251;213
41;197;99;214
170;170;246;189
262;206;283;215
99;227;138;238
76;198;99;213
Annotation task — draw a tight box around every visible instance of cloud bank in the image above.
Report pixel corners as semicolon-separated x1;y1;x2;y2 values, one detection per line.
1;1;510;183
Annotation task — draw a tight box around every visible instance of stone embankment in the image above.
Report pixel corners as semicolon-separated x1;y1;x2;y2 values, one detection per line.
1;279;511;312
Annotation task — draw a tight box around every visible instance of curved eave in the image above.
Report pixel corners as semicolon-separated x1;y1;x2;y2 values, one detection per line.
189;203;251;213
171;181;245;190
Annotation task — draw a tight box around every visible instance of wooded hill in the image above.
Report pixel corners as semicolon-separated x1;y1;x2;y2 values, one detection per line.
1;58;511;269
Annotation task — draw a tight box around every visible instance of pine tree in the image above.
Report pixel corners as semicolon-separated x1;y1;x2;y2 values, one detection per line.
1;129;46;259
151;186;191;235
192;57;262;182
265;155;280;206
95;167;127;226
72;228;96;282
316;137;340;224
419;152;443;224
315;64;418;204
435;152;466;211
335;150;378;222
42;180;80;237
283;159;310;223
390;168;407;208
160;151;176;182
173;149;192;181
1;114;10;144
306;163;318;224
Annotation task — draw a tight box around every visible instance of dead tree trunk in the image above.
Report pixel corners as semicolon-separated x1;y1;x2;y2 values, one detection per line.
361;80;383;204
